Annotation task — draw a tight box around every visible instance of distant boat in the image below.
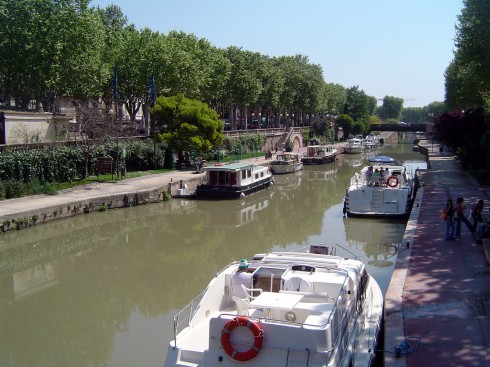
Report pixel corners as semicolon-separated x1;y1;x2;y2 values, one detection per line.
301;145;337;165
363;135;378;150
195;162;274;199
270;152;303;174
343;138;364;154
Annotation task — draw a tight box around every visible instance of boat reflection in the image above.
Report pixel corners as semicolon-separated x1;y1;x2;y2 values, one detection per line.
343;216;406;267
304;168;337;181
198;191;274;228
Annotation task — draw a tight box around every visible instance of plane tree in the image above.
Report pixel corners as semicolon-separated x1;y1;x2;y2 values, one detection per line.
225;47;263;129
378;96;404;121
445;0;490;110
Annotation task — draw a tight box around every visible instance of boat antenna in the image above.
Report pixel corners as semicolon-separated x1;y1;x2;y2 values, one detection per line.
331;243;361;260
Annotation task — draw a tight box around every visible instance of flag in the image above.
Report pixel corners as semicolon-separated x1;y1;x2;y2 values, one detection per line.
147;72;156;104
113;64;118;103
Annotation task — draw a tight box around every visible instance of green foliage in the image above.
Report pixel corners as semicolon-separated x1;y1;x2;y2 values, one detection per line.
378;96;404;121
155;94;223;155
336;114;354;139
445;0;490;110
343;86;369;121
0;140;165;199
222;134;266;155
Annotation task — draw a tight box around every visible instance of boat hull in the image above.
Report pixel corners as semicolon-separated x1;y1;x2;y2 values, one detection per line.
195;177;274;199
343;147;363;154
270;162;303;174
301;154;336;165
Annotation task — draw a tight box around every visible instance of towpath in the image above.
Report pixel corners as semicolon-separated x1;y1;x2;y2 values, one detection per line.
384;141;490;367
0;141;351;231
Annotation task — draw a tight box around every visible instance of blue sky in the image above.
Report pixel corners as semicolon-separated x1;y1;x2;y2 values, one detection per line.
90;0;463;108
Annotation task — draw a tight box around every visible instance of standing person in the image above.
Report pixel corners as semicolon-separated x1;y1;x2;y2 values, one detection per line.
372;168;381;186
364;166;373;185
443;199;455;240
382;167;391;183
231;259;252;299
471;200;484;232
455;197;474;238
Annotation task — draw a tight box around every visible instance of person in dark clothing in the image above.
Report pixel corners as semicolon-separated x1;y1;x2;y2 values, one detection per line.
443;199;455;240
471;200;484;232
455;197;474;238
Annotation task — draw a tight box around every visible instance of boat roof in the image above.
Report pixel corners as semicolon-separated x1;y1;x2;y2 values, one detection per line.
308;144;334;148
202;162;263;171
277;152;301;156
368;155;397;164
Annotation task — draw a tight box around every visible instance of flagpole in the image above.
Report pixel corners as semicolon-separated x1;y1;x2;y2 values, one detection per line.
148;72;157;170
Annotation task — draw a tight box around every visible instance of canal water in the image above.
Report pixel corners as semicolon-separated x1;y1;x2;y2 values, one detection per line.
0;138;425;367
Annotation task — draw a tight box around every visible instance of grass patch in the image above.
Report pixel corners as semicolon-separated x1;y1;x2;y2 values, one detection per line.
0;153;265;200
50;168;171;192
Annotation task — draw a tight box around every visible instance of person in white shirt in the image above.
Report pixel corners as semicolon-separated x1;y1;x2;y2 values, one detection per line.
382;167;391;183
231;259;253;299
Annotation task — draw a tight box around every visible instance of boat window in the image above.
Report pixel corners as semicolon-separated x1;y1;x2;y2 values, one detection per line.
208;171;218;185
228;172;236;186
218;171;226;185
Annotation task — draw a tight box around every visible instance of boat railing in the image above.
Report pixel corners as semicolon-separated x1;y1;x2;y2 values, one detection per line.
172;289;206;348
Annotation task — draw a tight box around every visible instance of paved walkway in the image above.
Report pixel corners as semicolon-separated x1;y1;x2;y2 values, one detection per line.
0;155;277;225
384;141;490;367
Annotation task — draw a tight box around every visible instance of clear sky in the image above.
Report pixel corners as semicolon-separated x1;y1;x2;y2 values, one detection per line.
90;0;463;108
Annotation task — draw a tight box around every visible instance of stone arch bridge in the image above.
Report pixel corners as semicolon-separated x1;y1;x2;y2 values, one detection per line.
224;127;306;152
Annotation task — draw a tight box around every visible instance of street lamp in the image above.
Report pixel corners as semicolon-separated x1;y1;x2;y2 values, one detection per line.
428;113;435;152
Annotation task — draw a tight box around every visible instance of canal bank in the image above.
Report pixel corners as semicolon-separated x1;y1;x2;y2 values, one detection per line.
0;140;357;233
384;140;490;367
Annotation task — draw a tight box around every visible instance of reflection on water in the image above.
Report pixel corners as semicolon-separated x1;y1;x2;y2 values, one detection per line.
0;144;425;367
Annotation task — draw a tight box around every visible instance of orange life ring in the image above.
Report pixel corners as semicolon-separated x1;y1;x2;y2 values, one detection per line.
386;175;399;187
221;316;264;361
214;163;223;166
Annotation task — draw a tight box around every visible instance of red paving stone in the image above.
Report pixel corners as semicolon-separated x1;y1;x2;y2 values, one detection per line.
384;142;490;367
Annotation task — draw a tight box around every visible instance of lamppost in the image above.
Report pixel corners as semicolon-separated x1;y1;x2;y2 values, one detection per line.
428;113;435;152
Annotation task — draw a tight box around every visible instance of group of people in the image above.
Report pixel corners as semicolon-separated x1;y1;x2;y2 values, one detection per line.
364;166;391;186
443;198;487;240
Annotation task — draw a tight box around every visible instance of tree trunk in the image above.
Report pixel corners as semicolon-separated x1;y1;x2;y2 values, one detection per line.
83;152;89;179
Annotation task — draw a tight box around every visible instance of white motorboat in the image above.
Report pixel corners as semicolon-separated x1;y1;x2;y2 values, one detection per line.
301;145;338;165
164;245;383;367
343;157;416;217
343;138;364;154
363;136;378;150
270;152;303;174
195;162;274;199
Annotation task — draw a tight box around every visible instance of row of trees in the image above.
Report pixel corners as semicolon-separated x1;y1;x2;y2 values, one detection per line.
437;0;490;181
0;0;440;135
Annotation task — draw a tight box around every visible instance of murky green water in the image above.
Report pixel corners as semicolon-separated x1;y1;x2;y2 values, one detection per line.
0;141;424;367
